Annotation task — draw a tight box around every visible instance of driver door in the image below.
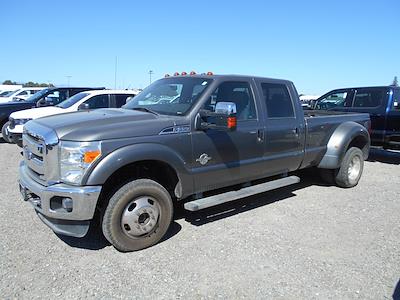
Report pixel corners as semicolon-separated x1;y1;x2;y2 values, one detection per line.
191;80;265;192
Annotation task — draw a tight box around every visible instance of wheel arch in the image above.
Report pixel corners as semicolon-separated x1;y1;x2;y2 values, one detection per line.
84;143;193;200
318;121;370;169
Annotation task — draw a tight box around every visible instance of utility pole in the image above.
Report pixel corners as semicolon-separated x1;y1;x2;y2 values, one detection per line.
66;76;72;86
114;56;118;89
149;70;154;85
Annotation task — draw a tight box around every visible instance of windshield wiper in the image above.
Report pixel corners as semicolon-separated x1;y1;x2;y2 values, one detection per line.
131;107;159;115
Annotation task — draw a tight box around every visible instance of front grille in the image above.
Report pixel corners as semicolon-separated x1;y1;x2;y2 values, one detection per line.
23;133;46;185
9;118;15;129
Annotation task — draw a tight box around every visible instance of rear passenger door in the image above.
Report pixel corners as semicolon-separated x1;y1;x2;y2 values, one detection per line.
349;88;388;143
257;81;305;175
112;94;135;108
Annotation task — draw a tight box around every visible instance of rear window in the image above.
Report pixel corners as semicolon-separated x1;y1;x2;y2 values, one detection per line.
261;83;294;118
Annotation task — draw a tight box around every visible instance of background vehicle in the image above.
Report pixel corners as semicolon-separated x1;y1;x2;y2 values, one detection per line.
19;74;370;252
0;87;44;103
314;86;400;149
0;86;104;142
0;84;23;95
7;90;138;146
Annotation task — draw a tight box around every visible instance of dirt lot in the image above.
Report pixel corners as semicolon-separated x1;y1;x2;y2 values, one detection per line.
0;141;399;299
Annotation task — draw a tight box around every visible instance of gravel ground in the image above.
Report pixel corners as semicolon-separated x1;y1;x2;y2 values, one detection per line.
0;141;399;299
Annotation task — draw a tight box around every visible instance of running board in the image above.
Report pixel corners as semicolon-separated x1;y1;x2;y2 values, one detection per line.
184;176;300;211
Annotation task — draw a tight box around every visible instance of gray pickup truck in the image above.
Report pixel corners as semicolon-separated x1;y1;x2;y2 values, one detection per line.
19;74;371;251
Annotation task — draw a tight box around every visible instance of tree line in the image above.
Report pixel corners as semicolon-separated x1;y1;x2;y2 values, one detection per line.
2;80;54;87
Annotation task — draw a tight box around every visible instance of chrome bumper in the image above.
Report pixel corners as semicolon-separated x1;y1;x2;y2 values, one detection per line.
19;161;102;237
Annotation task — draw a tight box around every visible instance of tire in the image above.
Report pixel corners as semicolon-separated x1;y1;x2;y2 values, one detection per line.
1;122;11;143
334;147;364;188
102;179;174;252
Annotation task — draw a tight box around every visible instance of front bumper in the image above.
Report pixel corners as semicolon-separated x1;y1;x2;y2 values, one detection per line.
19;161;102;237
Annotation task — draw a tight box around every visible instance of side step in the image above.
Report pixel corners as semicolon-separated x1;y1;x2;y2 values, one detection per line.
184;176;300;211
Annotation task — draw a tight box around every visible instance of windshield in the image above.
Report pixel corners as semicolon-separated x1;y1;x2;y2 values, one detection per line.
0;90;15;97
24;88;52;103
56;92;90;109
123;77;212;115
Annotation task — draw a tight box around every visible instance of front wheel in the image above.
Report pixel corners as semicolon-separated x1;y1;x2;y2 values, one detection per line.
1;122;11;143
102;179;174;252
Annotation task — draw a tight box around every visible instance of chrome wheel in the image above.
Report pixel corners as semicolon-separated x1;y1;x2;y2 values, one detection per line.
348;155;361;181
121;196;160;238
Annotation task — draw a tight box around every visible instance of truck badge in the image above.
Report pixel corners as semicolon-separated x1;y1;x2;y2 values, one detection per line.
196;153;211;165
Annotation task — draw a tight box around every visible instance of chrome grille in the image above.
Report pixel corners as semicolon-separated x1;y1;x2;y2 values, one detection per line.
22;121;59;186
23;133;46;184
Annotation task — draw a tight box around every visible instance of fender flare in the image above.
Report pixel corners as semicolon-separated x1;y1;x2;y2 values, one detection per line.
83;143;193;196
318;121;370;169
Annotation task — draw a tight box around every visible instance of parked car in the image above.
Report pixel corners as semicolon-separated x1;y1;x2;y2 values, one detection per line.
313;86;400;149
0;86;104;142
0;84;23;94
19;73;370;252
0;87;44;103
6;90;137;146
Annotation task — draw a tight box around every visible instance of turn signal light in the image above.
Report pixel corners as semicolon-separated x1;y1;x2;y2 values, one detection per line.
83;150;101;164
227;116;237;130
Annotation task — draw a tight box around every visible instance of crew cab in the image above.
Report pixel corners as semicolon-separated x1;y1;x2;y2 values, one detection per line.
313;86;400;149
6;90;138;146
18;74;371;252
1;87;104;142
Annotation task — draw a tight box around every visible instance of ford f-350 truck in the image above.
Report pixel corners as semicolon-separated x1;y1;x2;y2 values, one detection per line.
18;74;371;251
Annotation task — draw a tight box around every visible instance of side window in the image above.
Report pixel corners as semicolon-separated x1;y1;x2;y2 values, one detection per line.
352;89;384;108
84;94;109;109
18;90;28;96
261;83;294;118
115;94;134;107
204;81;257;121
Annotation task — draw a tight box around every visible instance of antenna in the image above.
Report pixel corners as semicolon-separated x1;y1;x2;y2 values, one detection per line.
149;70;154;85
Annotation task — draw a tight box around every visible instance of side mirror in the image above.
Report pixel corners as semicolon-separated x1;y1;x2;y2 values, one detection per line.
78;103;90;110
195;101;237;131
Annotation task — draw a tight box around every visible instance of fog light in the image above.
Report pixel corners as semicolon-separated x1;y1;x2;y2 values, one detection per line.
62;198;73;212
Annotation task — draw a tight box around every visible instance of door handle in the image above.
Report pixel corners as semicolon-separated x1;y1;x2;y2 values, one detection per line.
292;128;299;136
257;129;264;142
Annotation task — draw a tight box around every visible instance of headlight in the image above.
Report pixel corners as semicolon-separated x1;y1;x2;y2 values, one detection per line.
60;141;101;185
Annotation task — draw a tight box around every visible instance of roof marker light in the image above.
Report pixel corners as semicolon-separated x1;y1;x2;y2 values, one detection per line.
165;74;170;77
190;71;196;75
173;72;180;76
181;71;188;76
207;71;214;76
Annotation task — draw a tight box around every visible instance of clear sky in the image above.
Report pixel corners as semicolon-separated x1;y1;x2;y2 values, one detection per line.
1;0;399;94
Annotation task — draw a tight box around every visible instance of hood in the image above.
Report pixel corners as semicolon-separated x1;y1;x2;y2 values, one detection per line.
33;108;183;141
11;106;64;120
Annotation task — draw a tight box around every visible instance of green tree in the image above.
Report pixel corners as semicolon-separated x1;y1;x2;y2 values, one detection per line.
391;76;398;87
2;80;18;85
